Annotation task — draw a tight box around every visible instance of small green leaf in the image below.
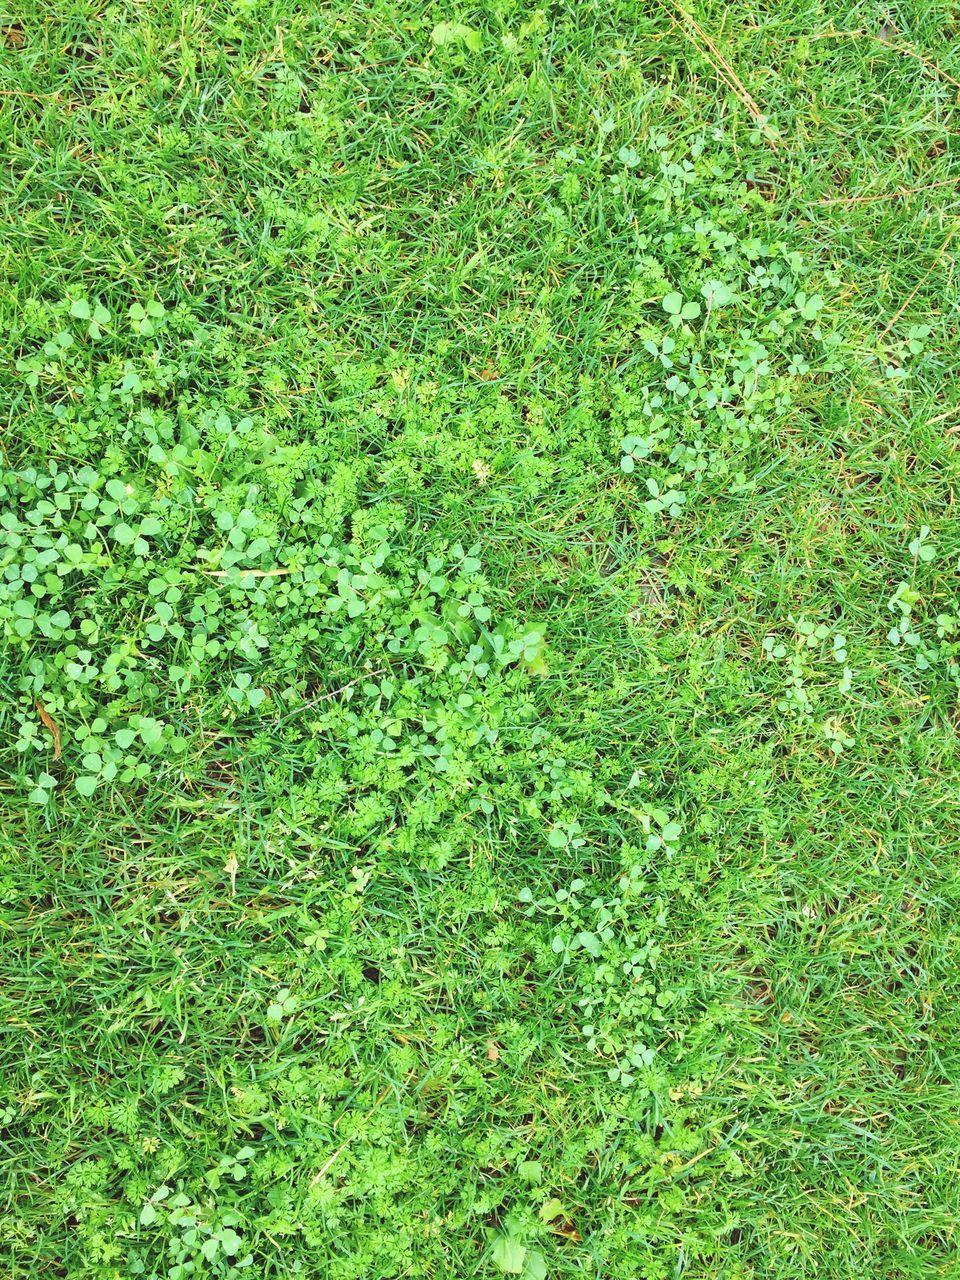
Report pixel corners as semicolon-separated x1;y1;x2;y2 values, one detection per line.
220;1229;242;1256
139;718;164;747
431;21;481;52
701;280;733;306
523;1251;547;1280
798;292;824;320
662;291;683;315
491;1235;527;1274
539;1198;565;1223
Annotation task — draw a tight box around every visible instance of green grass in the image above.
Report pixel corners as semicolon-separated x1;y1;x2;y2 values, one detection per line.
2;1;960;1277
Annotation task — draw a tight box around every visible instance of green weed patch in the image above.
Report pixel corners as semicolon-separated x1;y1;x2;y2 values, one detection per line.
2;2;959;1277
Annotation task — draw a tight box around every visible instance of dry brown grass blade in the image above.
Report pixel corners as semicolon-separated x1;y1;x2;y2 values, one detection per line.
809;29;960;94
659;0;780;150
816;177;960;206
36;700;62;760
309;1087;391;1186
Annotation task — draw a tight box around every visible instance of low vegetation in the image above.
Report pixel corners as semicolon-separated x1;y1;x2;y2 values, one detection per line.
2;2;959;1276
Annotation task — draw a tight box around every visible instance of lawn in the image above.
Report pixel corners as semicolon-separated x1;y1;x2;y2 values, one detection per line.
2;2;960;1277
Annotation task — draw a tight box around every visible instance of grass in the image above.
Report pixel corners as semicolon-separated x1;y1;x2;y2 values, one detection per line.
1;1;960;1277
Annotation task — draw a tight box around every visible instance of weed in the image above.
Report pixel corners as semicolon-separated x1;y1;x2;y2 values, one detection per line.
2;1;960;1277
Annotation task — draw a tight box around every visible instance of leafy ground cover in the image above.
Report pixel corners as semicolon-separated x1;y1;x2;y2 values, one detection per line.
2;1;960;1276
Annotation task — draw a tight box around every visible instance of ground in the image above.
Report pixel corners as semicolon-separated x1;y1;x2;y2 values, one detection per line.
2;2;960;1277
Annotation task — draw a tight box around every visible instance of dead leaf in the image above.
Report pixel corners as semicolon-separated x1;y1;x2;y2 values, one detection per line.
36;700;62;760
486;1040;500;1062
549;1220;582;1242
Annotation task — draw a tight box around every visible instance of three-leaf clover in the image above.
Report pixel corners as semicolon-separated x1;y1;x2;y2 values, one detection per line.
908;526;936;562
662;291;701;325
267;988;298;1022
